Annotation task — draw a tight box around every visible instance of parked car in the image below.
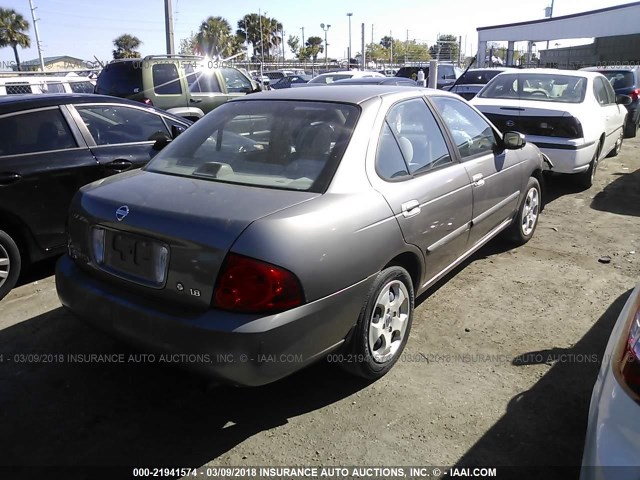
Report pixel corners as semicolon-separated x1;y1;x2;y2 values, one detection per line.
445;67;513;100
56;86;544;386
94;55;259;121
263;70;295;83
471;69;630;188
581;281;640;480
269;74;312;89
0;75;95;95
0;93;191;301
379;68;399;77
332;77;418;86
395;63;462;89
581;66;640;138
304;70;385;85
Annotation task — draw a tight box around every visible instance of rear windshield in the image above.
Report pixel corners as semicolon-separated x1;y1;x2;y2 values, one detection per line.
309;74;353;84
478;73;587;103
457;70;504;85
146;100;359;192
95;62;143;97
596;71;634;89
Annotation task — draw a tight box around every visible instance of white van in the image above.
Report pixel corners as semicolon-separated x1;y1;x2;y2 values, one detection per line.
0;75;95;95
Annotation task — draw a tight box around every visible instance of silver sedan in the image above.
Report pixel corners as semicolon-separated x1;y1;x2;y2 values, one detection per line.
56;86;545;386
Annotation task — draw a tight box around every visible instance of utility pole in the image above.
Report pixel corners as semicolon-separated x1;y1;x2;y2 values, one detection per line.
405;29;408;64
320;23;331;70
28;0;45;71
164;0;175;55
301;27;305;70
361;23;365;69
347;13;353;68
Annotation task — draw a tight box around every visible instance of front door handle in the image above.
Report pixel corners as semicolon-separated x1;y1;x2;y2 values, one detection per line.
472;173;485;187
0;172;21;186
401;199;421;218
105;160;133;172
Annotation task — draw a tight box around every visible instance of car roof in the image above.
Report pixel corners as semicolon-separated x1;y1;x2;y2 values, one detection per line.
0;93;180;116
496;68;596;78
236;84;457;105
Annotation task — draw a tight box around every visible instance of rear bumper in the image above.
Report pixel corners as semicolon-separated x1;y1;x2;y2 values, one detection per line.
56;254;374;386
527;137;598;174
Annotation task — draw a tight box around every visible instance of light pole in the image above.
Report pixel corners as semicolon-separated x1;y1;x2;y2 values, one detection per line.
347;13;352;68
320;23;331;70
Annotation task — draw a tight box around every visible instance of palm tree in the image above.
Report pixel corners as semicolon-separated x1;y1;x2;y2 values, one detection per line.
237;13;283;61
112;34;142;59
305;36;323;64
196;16;233;58
0;8;31;72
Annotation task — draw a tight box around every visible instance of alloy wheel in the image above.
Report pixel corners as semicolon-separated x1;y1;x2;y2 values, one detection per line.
521;187;539;237
368;280;410;363
0;243;10;289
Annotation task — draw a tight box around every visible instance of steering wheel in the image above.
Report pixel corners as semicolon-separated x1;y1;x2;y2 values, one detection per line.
529;90;549;98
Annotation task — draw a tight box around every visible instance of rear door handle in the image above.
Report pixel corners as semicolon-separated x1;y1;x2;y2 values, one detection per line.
401;199;421;218
472;173;485;187
0;172;21;186
190;98;202;103
105;160;133;171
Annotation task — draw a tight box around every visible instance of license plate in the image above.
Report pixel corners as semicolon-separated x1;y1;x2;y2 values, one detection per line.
103;230;168;286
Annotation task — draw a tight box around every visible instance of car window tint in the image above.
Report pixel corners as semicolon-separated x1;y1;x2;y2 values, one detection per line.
152;63;182;95
602;78;616;104
376;123;409;181
386;98;452;174
593;77;610;105
146;100;359;193
95;61;143;96
70;81;95;93
0;108;77;156
76;105;169;145
431;96;497;159
220;68;251;93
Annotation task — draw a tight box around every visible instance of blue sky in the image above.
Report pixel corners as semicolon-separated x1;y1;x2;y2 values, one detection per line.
0;0;632;66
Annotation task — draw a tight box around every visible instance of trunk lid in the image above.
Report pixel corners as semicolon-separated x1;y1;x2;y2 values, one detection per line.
70;169;319;308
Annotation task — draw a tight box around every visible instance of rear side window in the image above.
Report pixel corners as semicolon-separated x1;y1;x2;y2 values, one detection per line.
0;108;77;155
76;105;169;145
152;63;182;95
70;81;95;93
95;62;143;97
44;82;65;93
376;123;409;181
593;77;611;105
5;83;32;95
186;69;221;93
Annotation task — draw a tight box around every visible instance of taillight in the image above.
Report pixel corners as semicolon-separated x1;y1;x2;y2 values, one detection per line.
614;294;640;402
143;97;153;106
213;253;304;313
630;89;640;102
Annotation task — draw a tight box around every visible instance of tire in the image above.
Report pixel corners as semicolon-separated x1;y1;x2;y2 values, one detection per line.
576;142;601;190
339;266;414;380
606;130;623;158
624;120;638;139
0;230;21;301
505;177;541;246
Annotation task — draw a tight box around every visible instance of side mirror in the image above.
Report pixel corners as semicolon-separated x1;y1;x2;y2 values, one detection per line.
149;131;172;151
616;94;632;106
503;131;526;150
171;124;186;139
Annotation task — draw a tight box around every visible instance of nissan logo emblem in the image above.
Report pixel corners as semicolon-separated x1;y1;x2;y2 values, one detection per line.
116;205;130;222
506;120;515;127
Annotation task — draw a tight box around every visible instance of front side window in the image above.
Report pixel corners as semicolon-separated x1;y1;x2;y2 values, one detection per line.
152;63;182;95
76;105;169;145
479;73;587;103
220;68;251;93
385;99;452;175
0;108;77;155
146;100;359;192
431;96;497;160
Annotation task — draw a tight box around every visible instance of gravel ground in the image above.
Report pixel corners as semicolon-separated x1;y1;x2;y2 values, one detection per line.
1;137;639;479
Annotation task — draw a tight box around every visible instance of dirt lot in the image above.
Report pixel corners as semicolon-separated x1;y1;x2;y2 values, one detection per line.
1;137;639;479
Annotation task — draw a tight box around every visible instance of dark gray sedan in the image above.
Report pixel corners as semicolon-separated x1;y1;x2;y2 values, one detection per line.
56;86;545;386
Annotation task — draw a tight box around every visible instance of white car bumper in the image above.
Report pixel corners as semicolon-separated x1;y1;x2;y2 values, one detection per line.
525;136;598;174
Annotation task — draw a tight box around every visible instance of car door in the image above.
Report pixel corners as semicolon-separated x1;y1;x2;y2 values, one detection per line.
0;106;99;253
429;95;524;246
600;76;627;147
184;65;231;114
369;98;473;283
69;103;182;174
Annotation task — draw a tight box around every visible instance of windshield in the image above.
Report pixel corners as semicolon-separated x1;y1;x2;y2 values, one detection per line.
478;73;587;103
457;70;504;85
146;100;359;192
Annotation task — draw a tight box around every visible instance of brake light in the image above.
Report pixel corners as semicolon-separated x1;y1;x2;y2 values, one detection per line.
630;89;640;102
614;296;640;402
143;97;153;106
213;253;304;313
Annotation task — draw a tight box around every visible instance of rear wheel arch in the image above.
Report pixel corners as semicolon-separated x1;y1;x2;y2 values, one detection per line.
0;212;30;261
383;251;422;293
